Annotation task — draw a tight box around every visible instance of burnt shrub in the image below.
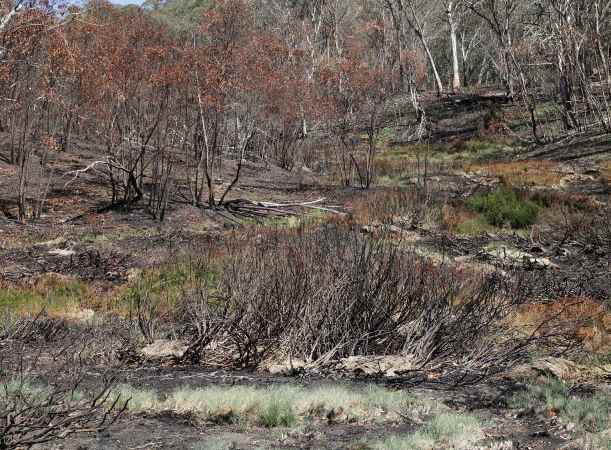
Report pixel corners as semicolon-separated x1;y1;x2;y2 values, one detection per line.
179;225;536;378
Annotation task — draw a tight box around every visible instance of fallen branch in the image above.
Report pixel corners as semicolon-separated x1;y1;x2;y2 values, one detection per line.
223;197;346;220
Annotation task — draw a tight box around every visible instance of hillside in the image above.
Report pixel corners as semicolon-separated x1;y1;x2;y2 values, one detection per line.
0;1;610;449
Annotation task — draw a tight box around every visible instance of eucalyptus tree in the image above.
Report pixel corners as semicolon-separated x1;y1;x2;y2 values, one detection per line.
464;0;526;98
381;0;445;96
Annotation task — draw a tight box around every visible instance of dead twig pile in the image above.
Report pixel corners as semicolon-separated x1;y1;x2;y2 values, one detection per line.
221;197;345;221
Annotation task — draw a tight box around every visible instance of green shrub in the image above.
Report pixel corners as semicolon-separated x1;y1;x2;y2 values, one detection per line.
466;188;540;229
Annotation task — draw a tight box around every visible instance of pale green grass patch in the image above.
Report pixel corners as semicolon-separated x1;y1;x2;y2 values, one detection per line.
114;385;158;411
0;278;87;316
114;383;414;428
454;216;497;236
191;438;237;450
374;413;484;450
510;379;610;432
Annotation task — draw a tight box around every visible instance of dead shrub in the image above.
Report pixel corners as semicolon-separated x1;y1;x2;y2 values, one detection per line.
177;225;539;381
0;313;128;450
512;297;610;354
536;200;609;251
350;186;441;228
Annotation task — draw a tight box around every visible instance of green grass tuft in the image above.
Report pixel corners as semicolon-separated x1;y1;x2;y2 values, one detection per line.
257;395;296;428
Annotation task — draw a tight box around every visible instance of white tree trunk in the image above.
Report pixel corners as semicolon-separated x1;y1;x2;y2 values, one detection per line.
447;1;461;92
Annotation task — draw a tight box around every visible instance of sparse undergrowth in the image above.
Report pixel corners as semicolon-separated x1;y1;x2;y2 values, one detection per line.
465;160;563;187
510;378;610;433
114;384;429;428
0;275;88;316
373;413;484;450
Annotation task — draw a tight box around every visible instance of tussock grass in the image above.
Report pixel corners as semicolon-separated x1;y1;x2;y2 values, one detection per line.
2;379;53;402
510;378;610;432
374;413;484;449
1;378;89;415
114;384;415;428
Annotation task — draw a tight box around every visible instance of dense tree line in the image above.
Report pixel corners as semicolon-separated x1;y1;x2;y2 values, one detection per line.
1;0;610;221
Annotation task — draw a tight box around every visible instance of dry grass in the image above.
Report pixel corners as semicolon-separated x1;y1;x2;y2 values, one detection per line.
350;189;416;224
374;156;456;187
350;188;441;228
375;158;420;185
442;204;496;235
465;160;563;187
511;297;611;354
600;160;611;184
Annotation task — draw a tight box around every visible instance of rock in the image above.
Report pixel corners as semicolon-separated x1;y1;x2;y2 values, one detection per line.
509;357;610;382
384;224;405;235
360;225;374;234
39;237;67;247
64;308;95;322
559;173;596;188
262;357;307;375
335;355;416;377
523;256;557;270
140;339;187;360
48;248;76;257
482;243;558;269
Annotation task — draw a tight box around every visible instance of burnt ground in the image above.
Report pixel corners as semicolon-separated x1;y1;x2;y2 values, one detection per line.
1;95;610;450
0;94;609;295
47;367;587;450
